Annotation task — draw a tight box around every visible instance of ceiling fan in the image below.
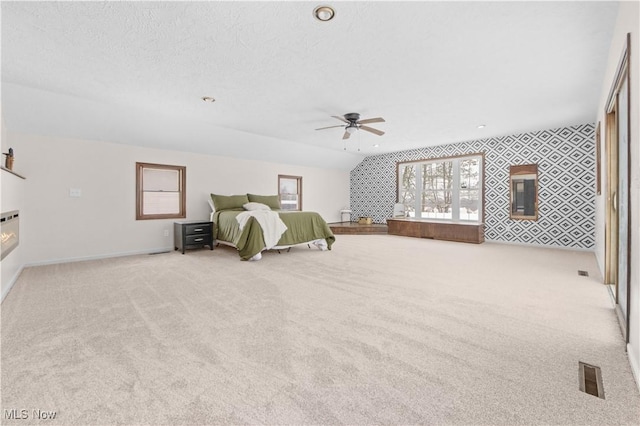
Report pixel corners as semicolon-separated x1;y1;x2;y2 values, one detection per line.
315;112;385;139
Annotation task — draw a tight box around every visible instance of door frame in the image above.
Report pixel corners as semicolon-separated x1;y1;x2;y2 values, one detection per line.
604;33;631;342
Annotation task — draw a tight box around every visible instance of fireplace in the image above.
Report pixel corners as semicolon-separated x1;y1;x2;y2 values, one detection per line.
1;210;19;260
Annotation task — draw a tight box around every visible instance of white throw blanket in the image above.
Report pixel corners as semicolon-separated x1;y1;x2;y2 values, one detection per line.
236;210;288;250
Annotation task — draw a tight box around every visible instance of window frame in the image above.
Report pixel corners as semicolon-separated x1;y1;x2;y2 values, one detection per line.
396;153;485;223
278;175;302;211
136;162;186;220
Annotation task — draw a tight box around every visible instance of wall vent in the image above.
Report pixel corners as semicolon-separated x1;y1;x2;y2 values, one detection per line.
577;270;589;277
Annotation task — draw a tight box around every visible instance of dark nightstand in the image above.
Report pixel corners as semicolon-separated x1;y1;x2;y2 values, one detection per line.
174;220;214;254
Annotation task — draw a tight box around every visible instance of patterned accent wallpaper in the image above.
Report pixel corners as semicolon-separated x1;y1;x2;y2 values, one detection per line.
350;123;595;249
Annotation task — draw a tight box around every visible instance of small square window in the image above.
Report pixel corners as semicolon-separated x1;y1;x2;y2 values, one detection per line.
136;162;186;220
278;175;302;211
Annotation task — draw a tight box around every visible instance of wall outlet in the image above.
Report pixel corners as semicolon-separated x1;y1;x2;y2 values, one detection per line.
69;188;82;198
163;229;169;237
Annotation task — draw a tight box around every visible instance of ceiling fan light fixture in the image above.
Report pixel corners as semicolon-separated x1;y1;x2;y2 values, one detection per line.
316;113;385;142
314;6;335;22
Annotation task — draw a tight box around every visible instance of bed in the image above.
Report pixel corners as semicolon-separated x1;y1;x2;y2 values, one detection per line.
209;193;336;260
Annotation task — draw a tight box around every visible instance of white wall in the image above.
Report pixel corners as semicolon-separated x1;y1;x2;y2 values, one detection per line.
1;112;27;301
9;132;349;266
595;0;640;390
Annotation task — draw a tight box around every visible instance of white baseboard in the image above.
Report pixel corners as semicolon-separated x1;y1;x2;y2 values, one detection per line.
1;264;25;304
1;248;171;304
484;239;596;253
24;247;172;268
0;265;24;303
628;343;640;393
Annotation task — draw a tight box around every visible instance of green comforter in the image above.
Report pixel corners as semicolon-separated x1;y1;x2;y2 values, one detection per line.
213;210;335;260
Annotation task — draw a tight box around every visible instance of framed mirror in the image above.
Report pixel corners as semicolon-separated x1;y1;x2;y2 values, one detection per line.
510;164;538;220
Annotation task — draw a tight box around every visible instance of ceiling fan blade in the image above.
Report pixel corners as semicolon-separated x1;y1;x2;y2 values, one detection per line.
315;125;345;131
357;117;385;125
342;130;351;140
332;115;350;124
360;125;385;136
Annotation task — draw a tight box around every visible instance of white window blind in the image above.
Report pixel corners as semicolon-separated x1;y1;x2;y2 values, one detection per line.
142;168;180;215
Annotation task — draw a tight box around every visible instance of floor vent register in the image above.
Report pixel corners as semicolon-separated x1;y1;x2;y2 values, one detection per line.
578;362;605;399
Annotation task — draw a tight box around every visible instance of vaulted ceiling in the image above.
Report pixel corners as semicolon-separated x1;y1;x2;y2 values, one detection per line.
1;1;619;170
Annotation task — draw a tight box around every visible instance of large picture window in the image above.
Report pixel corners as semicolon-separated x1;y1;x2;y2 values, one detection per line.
397;154;483;223
136;162;186;220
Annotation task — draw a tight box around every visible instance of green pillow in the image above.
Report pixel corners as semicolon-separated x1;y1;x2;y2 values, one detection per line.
210;194;250;211
247;194;281;210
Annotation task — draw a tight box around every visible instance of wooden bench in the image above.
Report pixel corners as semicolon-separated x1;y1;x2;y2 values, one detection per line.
387;218;484;244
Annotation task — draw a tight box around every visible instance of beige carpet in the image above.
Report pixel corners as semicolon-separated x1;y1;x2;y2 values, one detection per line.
1;235;639;425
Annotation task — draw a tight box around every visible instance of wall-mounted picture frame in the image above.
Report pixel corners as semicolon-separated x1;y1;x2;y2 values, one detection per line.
596;121;601;195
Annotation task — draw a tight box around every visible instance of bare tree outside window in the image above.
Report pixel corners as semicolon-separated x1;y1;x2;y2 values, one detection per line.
399;165;416;216
397;154;483;222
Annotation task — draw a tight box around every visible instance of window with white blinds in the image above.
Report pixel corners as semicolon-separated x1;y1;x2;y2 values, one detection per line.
136;162;186;220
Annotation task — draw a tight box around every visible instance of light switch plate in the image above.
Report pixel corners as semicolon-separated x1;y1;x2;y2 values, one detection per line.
69;188;82;198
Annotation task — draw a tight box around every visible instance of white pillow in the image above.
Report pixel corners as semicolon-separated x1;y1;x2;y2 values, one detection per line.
243;202;271;211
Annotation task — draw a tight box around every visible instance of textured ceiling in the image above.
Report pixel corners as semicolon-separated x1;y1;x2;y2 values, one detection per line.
1;1;619;170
